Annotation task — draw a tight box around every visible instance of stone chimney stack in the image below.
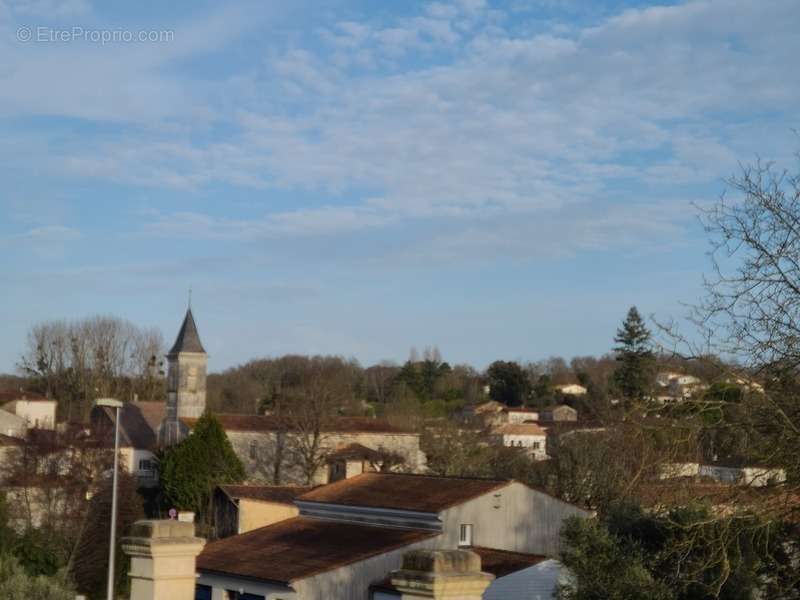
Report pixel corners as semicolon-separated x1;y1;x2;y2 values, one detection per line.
122;520;205;600
390;549;494;599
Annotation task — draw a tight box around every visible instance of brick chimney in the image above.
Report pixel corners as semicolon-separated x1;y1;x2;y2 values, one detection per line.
390;549;494;599
121;520;205;600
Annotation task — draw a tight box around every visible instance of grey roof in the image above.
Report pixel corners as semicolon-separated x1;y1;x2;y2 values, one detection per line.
168;308;206;355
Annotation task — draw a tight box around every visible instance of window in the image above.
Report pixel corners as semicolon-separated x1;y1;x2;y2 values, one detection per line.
459;523;473;547
533;442;540;450
138;459;153;472
195;584;212;600
249;440;257;460
225;591;265;600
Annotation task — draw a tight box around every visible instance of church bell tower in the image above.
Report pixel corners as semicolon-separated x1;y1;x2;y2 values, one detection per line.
159;307;207;446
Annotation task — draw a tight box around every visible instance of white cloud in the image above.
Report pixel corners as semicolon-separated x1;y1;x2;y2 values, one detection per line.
4;0;800;263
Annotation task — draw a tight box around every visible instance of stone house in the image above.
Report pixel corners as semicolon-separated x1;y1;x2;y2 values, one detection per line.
490;423;548;460
92;400;165;487
183;414;426;486
539;404;578;423
195;472;589;600
554;384;587;396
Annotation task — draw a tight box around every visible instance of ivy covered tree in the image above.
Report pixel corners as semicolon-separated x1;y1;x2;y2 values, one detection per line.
159;412;245;523
613;306;655;403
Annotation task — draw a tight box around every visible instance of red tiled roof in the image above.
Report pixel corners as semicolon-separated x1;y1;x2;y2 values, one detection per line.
492;423;546;436
197;517;438;584
296;473;511;513
470;546;547;578
181;414;414;434
219;484;312;505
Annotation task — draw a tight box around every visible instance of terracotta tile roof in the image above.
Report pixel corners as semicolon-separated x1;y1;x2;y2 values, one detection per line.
296;473;511;513
325;443;381;463
219;484;312;505
492;423;546;436
470;546;548;578
181;414;414;434
197;516;438;584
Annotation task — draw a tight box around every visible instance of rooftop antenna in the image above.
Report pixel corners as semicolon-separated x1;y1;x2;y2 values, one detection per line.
188;287;192;310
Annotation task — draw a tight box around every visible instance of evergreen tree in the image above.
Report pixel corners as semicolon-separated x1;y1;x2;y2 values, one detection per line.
486;360;530;407
159;412;245;521
613;306;655;403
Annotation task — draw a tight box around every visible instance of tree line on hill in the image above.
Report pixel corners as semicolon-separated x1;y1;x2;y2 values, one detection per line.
2;152;800;598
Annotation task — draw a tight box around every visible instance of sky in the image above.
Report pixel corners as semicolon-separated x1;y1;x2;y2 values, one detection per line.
1;0;799;374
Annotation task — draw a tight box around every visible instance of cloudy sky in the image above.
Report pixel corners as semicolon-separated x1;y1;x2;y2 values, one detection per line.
1;0;798;373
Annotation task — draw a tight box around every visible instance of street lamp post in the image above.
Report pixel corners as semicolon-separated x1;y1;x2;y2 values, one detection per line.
95;398;123;600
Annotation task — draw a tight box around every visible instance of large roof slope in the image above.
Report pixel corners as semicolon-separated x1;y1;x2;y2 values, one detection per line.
296;472;511;513
197;516;437;584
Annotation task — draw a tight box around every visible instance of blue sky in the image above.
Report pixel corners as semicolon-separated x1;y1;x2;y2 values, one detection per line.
1;0;799;373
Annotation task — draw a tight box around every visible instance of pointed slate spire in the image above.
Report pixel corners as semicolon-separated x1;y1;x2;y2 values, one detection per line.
168;308;206;355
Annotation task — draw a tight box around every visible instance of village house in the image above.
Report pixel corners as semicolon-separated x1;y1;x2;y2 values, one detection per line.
553;383;587;396
539;404;578;423
490;423;548;460
194;472;589;600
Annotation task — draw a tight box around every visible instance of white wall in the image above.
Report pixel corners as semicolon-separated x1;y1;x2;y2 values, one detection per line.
293;537;439;600
439;483;590;556
499;434;547;460
12;400;56;429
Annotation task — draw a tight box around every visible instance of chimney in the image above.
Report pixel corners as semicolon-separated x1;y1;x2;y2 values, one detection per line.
390;549;494;599
122;520;205;600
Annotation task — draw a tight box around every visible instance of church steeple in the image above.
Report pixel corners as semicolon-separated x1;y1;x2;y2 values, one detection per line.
168;308;206;355
159;307;208;446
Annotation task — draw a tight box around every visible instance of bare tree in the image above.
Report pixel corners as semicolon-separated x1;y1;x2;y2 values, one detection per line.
280;356;353;485
18;316;165;422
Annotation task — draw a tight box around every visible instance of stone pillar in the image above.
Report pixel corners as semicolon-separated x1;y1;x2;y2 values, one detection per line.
121;520;205;600
390;549;494;600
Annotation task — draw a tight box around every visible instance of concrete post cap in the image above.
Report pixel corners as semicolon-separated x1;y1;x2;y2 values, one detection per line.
128;519;197;539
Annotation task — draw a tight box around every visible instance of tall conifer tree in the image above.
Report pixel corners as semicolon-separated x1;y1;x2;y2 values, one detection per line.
613;306;655;403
